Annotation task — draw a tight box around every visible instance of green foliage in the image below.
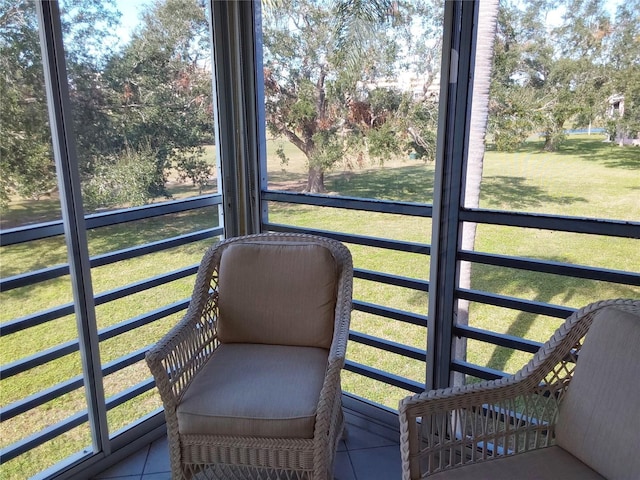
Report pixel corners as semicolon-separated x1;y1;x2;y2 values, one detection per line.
174;147;212;194
608;1;640;140
81;147;160;211
400;99;438;161
0;0;122;209
488;82;538;151
100;0;214;200
0;1;55;209
366;122;399;160
489;0;638;152
262;0;443;191
289;80;318;126
368;88;404;124
275;143;290;166
310;130;345;170
1;0;213;210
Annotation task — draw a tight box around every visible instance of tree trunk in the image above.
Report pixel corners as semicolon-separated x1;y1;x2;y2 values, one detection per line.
455;0;499;386
305;167;326;193
543;118;566;151
543;132;557;151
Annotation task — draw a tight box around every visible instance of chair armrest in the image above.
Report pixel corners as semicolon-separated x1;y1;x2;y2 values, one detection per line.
399;376;561;479
146;291;219;412
314;300;350;449
313;272;352;442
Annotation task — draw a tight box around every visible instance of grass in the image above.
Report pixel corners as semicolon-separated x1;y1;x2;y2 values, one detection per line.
265;133;639;391
1;134;639;479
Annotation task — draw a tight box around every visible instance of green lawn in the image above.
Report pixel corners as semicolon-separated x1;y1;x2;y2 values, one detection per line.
1;134;639;479
265;133;640;398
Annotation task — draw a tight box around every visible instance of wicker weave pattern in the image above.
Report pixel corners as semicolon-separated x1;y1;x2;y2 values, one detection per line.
146;233;353;480
398;298;640;480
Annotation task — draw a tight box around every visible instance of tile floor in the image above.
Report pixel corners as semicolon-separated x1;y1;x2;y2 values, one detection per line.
92;413;403;480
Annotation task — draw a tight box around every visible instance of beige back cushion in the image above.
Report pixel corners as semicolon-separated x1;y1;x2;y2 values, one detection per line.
555;305;640;479
217;241;338;348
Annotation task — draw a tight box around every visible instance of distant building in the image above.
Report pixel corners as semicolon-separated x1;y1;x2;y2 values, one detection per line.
358;72;441;102
607;93;625;118
606;94;639;145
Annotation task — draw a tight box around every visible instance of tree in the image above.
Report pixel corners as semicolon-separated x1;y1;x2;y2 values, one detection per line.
456;0;500;386
541;0;611;150
262;0;442;192
488;2;539;150
607;0;640;142
1;0;215;211
1;1;52;209
489;0;614;152
263;0;380;192
96;0;214;204
0;0;119;209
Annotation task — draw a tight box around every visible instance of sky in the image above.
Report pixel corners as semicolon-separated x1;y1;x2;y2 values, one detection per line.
109;0;624;49
112;0;624;34
114;0;153;44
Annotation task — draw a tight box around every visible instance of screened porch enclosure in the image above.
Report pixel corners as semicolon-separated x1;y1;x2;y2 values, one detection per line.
0;1;639;479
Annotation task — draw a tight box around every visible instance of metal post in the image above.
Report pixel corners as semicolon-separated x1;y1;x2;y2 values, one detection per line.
252;1;269;228
36;0;110;455
427;0;477;390
209;0;262;237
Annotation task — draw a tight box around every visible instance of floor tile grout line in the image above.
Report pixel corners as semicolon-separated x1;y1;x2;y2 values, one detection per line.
98;423;398;479
345;447;358;480
141;444;151;478
141;442;153;476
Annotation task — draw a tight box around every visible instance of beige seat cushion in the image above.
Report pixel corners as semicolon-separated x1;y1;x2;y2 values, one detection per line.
217;241;338;348
427;446;604;480
177;343;328;438
555;305;640;479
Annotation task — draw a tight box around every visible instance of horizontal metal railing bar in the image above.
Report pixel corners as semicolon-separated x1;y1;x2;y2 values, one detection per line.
265;223;431;254
90;228;221;269
452;360;507;381
262;190;433;217
2;300;190;378
85;195;221;230
354;268;430;292
0;220;65;247
1;340;80;379
0;376;157;462
1;304;75;336
344;360;424;393
103;348;150;377
0;227;218;293
349;331;427;361
94;268;197;306
458;250;640;286
98;301;190;342
1;347;153;422
2;268;195;337
105;379;155;411
0;264;70;292
460;208;640;239
0;410;89;463
1;377;85;422
456;288;576;319
353;300;428;327
453;324;544;354
0;195;222;247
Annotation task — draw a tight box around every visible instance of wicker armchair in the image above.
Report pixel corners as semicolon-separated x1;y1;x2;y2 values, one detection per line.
399;298;640;480
146;233;353;480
